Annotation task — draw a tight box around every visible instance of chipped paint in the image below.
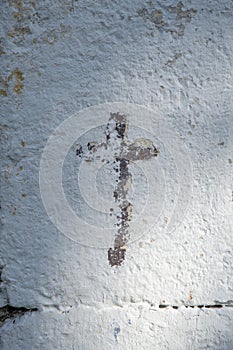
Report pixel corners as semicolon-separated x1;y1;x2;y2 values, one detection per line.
107;113;158;267
77;112;158;266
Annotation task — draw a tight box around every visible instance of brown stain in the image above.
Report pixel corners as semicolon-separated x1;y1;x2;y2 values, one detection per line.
7;68;24;94
0;47;6;55
20;140;25;147
189;291;193;300
6;0;35;47
7;26;31;37
0;76;9;97
137;1;197;36
0;89;7;97
8;0;25;21
21;193;27;197
7;0;36;21
41;25;72;46
0;69;24;96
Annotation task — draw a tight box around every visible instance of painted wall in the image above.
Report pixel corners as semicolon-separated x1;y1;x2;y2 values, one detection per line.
1;1;233;349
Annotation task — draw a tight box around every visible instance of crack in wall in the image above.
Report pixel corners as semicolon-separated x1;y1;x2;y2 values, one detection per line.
158;303;233;310
0;265;38;326
0;305;38;326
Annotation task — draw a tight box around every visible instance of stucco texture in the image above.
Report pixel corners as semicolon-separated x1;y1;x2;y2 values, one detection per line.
0;0;233;349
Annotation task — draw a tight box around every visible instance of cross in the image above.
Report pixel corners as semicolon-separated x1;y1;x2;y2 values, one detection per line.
76;113;159;267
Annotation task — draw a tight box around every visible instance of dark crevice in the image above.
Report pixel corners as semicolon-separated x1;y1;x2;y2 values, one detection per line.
158;304;232;310
0;266;3;283
0;305;38;326
205;304;223;308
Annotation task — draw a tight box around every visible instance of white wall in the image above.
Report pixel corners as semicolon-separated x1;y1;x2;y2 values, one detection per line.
0;1;233;349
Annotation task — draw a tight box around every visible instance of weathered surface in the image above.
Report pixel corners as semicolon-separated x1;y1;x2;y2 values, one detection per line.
78;112;158;266
1;0;233;349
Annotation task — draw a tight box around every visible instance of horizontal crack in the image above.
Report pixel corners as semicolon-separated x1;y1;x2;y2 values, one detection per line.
0;305;38;326
158;304;233;310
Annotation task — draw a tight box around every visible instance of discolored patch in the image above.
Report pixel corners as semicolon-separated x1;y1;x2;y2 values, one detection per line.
0;69;24;95
137;1;197;36
76;112;158;267
7;68;24;94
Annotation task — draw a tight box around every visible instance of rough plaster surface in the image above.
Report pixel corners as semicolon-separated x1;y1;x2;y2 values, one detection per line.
0;0;233;349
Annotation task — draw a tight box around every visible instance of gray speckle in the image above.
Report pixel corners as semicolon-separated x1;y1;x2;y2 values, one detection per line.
114;325;120;343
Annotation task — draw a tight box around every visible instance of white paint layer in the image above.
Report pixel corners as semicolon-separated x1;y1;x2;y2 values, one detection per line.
0;0;233;348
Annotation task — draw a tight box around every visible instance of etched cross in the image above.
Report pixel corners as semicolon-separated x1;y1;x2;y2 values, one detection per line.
76;113;159;267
